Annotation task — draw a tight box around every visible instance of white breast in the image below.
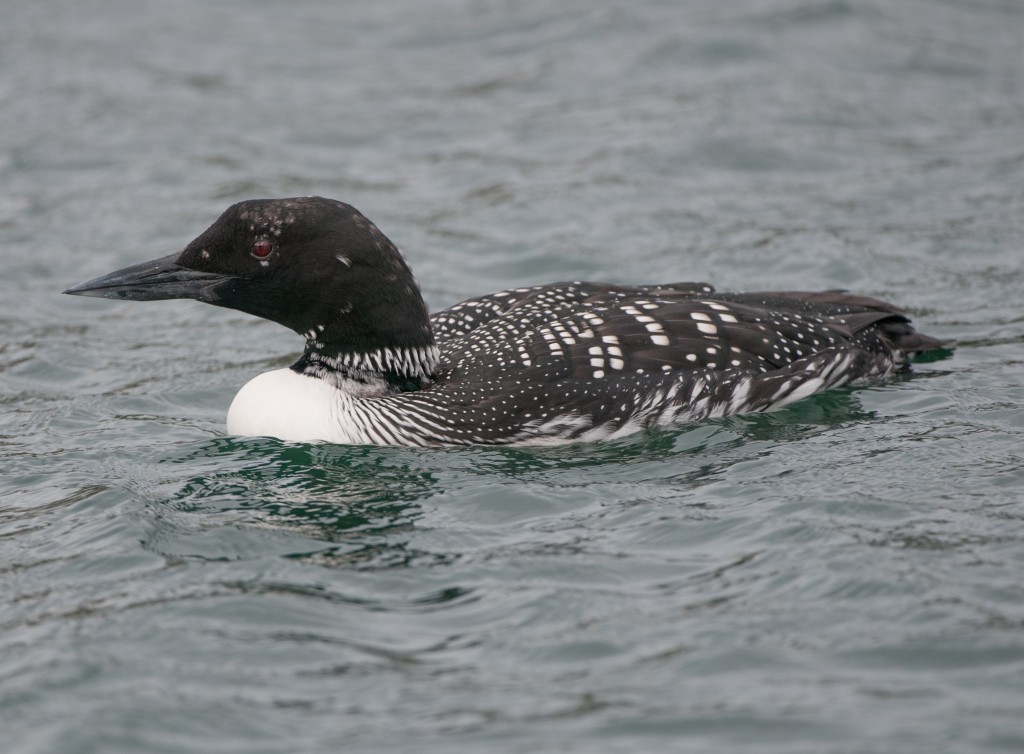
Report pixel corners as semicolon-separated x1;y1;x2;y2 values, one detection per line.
226;368;364;444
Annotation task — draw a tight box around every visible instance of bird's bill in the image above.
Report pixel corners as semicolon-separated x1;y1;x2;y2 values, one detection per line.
63;253;232;302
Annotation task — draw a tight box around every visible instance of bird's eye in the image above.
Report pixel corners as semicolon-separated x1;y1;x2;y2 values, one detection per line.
251;239;273;259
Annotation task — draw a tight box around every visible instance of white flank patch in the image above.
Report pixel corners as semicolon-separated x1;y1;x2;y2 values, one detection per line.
727;378;752;412
779;376;825;406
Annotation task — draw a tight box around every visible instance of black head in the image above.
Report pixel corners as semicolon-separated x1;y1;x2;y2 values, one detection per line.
65;197;436;361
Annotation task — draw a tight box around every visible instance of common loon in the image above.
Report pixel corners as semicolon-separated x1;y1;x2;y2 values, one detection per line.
64;196;949;446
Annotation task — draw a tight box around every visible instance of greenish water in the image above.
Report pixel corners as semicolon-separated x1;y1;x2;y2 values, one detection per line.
3;0;1023;752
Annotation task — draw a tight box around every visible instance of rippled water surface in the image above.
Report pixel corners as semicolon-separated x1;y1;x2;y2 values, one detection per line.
3;1;1023;752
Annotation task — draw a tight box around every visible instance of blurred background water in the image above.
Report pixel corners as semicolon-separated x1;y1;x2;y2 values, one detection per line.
2;0;1023;752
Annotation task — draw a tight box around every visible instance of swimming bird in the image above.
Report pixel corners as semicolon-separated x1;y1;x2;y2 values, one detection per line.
64;196;948;446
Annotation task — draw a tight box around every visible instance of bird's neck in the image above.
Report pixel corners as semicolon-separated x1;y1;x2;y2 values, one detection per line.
291;340;440;395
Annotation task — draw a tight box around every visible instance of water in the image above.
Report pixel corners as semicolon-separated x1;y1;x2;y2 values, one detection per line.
3;0;1023;751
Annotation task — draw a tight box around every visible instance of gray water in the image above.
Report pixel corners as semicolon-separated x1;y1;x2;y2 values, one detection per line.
3;1;1023;752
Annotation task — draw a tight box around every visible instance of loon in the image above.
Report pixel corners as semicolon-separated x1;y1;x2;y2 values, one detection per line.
64;196;949;447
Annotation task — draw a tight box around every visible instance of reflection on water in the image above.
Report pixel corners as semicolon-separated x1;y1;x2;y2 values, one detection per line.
143;386;886;573
171;439;440;513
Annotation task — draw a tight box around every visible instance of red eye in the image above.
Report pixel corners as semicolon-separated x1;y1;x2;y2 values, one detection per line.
251;239;273;258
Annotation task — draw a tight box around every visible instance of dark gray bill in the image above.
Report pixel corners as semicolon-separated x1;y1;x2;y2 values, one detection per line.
63;253;233;302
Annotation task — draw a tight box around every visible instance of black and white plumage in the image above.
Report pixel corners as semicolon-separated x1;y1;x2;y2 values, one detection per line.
64;196;949;446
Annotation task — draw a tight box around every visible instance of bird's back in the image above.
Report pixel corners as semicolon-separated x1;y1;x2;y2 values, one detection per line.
358;281;949;445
